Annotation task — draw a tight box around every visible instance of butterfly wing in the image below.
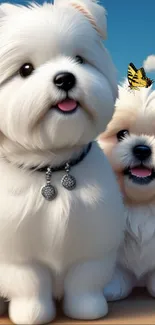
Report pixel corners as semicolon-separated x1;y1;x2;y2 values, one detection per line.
139;67;146;78
128;63;138;89
145;77;154;87
134;68;153;88
128;76;141;89
132;68;147;88
127;63;153;90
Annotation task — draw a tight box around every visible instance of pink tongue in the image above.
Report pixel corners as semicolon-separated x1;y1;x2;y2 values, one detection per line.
57;99;77;112
131;167;152;177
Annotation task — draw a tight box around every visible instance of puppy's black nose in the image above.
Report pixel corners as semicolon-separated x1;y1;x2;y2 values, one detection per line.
133;145;152;161
54;72;76;91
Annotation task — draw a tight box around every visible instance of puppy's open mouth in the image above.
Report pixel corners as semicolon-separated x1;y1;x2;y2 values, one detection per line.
124;166;155;185
53;98;79;115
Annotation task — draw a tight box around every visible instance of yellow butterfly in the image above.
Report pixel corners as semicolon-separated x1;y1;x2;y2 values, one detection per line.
127;62;153;91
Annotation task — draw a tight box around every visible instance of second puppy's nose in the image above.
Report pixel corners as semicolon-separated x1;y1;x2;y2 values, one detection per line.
133;145;152;161
54;72;76;91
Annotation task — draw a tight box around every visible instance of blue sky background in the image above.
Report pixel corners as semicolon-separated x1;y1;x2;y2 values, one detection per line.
103;0;155;83
0;0;154;84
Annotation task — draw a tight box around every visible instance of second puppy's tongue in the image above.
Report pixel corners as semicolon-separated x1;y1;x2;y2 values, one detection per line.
131;167;152;177
57;99;77;112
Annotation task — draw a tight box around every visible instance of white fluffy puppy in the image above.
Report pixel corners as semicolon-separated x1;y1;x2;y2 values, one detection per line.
100;83;155;301
0;1;124;324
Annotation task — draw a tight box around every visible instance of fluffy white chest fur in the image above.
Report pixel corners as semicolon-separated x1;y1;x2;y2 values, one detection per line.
0;143;122;269
0;142;124;317
120;205;155;278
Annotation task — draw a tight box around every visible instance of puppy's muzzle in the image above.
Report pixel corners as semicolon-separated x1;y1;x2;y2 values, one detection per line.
124;144;154;185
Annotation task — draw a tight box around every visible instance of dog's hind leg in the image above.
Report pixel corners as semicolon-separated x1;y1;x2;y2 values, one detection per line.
0;263;55;325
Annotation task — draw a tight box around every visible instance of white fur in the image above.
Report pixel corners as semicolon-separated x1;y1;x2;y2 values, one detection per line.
0;1;124;323
101;84;155;301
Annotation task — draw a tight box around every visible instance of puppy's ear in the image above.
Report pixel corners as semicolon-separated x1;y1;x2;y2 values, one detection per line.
77;0;107;39
0;3;23;17
55;0;107;39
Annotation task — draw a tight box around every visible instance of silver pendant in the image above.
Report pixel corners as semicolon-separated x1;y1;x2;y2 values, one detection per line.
61;174;76;190
41;184;57;201
41;167;57;201
61;163;76;191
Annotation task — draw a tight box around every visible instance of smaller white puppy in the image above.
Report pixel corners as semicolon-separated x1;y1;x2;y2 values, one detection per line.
100;83;155;300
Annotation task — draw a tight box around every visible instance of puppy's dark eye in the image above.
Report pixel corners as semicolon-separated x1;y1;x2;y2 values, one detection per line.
19;63;34;78
75;56;84;64
117;130;129;141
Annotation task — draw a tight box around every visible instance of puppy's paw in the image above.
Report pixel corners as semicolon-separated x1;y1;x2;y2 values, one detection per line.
9;298;56;325
104;268;134;301
63;293;108;320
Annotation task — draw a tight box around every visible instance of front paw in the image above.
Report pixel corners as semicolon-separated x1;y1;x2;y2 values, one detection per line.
63;293;108;320
104;268;135;301
9;298;56;325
